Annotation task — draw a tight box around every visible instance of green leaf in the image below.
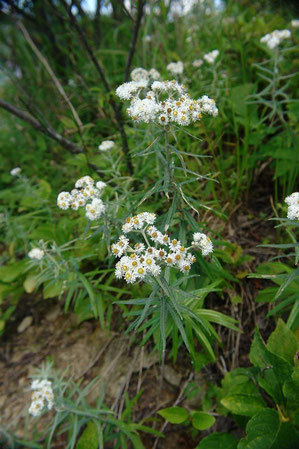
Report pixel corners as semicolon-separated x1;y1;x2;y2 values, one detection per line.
157;406;188;424
238;409;299;449
221;394;266;417
196;433;237;449
43;280;64;299
23;272;39;293
219;368;266;417
0;260;28;282
267;319;297;365
249;329;293;404
191;411;215;430
76;421;98;449
238;409;279;449
283;366;299;410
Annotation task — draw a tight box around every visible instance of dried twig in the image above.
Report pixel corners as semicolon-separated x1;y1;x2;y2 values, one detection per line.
0;98;84;153
124;0;145;82
61;0;134;176
17;21;83;133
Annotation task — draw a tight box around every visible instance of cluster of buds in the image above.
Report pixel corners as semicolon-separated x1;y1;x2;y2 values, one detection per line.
28;247;44;260
111;212;213;284
57;176;106;221
28;379;54;417
260;29;291;49
116;78;218;126
285;192;299;220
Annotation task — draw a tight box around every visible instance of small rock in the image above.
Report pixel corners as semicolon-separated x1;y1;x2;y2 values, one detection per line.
164;365;182;387
17;316;33;333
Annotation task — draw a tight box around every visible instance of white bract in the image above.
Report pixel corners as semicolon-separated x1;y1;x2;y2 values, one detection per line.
29;379;54;417
111;213;212;284
98;140;114;151
116;79;218;125
285;192;299;220
28;248;44;260
260;29;291;49
167;61;184;75
57;176;106;221
203;50;219;64
10;167;21;176
291;20;299;29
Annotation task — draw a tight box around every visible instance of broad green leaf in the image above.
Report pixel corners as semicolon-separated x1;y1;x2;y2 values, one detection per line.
43;280;64;299
238;409;280;449
157;406;188;424
0;260;28;282
191;411;215;430
76;421;98;449
238;409;298;449
283;366;299;410
219;368;266;416
267;319;297;365
221;394;266;417
250;330;293;404
196;432;237;449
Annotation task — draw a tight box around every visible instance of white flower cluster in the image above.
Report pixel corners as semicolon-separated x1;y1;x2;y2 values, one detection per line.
191;232;213;256
285;192;299;220
116;79;218;125
167;61;184;75
193;59;203;68
131;67;161;82
203;50;219;64
260;29;291;49
111;213;213;284
28;248;44;260
99;140;114;151
10;167;21;176
291;20;299;29
57;176;106;221
29;379;54;417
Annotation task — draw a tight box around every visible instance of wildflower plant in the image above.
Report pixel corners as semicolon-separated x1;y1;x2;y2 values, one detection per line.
116;75;218;211
250;193;299;330
19;363;160;449
112;213;238;362
247;28;296;126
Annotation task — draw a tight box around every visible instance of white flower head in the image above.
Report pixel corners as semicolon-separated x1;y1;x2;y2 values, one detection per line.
192;232;213;256
260;29;291;49
167;61;184;75
28;248;44;260
29;378;54;417
149;68;160;80
10;167;21;176
58;176;106;220
203;50;219;64
291;19;299;28
285;192;299;220
99;140;115;151
193;59;203;68
131;67;149;82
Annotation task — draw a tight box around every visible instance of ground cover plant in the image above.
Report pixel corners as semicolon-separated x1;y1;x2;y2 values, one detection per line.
0;0;298;448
